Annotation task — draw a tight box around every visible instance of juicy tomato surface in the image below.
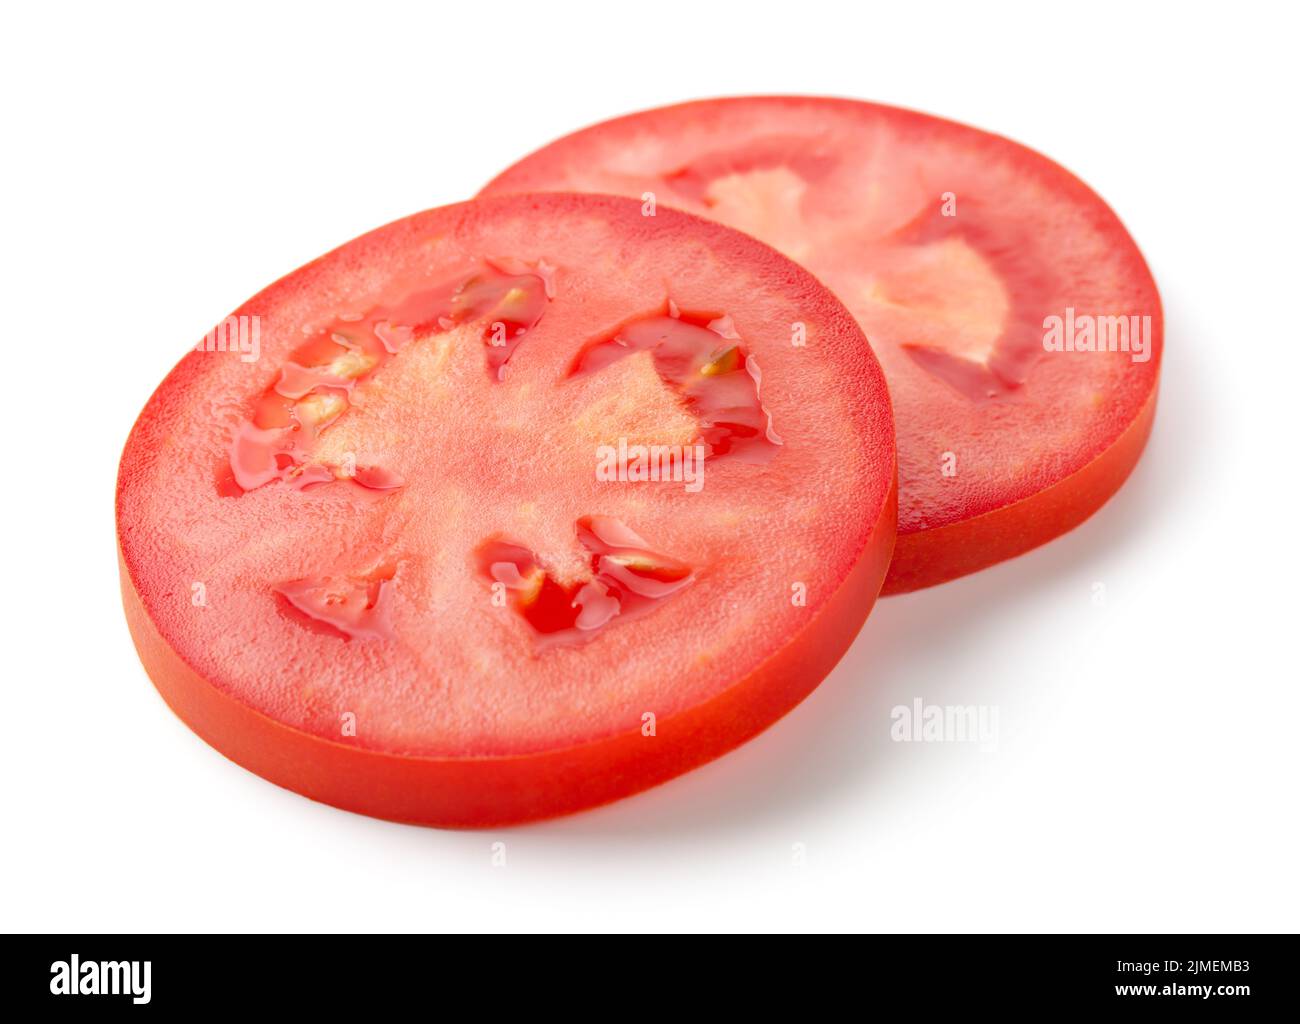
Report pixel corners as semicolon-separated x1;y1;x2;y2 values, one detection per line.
482;97;1162;592
117;193;896;827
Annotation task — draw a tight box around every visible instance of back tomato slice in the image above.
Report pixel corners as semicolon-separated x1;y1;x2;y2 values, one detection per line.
482;97;1163;592
117;193;896;827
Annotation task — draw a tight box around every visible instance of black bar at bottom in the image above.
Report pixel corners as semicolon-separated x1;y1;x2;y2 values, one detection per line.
1;934;1289;1014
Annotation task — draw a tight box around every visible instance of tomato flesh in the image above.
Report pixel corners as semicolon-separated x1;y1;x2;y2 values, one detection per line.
482;98;1163;591
116;193;896;826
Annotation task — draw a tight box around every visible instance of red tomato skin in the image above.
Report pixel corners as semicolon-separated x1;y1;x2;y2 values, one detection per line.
884;386;1156;593
119;487;893;827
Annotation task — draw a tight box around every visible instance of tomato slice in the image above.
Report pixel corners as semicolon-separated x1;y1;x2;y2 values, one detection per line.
482;97;1162;592
117;193;895;827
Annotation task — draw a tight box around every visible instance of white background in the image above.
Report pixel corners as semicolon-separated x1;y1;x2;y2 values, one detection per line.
3;1;1296;933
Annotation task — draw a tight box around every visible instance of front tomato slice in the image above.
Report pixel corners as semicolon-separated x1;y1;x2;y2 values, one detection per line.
117;193;895;827
482;98;1163;592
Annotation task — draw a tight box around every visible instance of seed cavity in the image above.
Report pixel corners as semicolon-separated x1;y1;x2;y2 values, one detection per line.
886;205;1050;402
477;515;694;648
275;569;396;641
569;303;782;462
222;259;553;495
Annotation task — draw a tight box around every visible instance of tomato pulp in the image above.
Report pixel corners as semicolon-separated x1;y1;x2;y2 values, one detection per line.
117;194;896;827
482;97;1162;592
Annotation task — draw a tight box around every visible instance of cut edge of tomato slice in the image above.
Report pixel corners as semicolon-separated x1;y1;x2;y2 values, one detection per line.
118;480;894;827
884;383;1156;594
